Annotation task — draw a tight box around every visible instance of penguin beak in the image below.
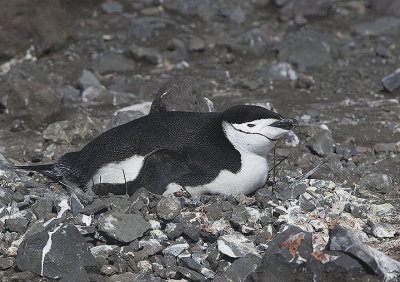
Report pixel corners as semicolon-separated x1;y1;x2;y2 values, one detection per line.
270;118;298;130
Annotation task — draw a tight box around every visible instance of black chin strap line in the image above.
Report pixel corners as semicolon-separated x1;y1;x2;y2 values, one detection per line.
230;124;278;142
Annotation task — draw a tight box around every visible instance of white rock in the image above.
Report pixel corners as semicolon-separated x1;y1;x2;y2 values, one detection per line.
162;243;189;257
217;233;258;258
114;101;152;116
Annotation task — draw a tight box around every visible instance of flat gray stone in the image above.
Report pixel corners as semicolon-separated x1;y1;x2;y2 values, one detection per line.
99;212;150;243
16;224;96;280
382;71;400;92
217;233;258;258
307;128;334;157
352;16;400;36
360;173;393;194
78;69;101;90
329;225;400;281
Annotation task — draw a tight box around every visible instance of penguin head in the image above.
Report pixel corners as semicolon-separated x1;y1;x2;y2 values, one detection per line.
222;105;297;155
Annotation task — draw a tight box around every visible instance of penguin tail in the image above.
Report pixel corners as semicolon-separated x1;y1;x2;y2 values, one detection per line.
15;163;63;182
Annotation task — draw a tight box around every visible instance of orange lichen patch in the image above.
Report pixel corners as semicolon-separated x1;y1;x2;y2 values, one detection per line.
311;251;331;263
327;221;336;229
308;214;339;229
279;233;305;257
201;225;217;234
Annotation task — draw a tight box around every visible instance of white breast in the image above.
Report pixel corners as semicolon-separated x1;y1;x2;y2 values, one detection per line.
184;152;269;196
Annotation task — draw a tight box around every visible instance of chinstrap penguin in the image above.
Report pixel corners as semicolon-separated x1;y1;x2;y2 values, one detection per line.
16;105;297;196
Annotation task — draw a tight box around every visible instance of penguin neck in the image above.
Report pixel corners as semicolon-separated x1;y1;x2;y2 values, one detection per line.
221;121;275;157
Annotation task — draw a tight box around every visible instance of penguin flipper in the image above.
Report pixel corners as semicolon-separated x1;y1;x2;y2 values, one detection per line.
132;148;192;195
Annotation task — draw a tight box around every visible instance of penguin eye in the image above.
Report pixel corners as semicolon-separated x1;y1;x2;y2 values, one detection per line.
247;124;255;128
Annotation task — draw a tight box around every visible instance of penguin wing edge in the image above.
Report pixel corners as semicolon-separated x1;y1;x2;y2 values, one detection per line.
131;148;192;195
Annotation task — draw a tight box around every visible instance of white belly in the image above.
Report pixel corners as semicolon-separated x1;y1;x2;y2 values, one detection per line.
87;155;145;187
166;153;269;196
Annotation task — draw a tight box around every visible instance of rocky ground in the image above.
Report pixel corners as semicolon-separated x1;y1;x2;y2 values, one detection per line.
0;0;400;281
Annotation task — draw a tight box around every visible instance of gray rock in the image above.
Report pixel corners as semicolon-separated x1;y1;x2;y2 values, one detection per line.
43;115;103;145
230;205;250;228
217;254;261;282
78;69;101;90
16;224;96;280
165;222;184;240
224;53;235;64
129;17;170;40
165;37;188;63
5;218;29;234
343;203;367;219
82;199;110;215
126;44;162;65
156;196;181;221
93;53;136;74
255;187;275;209
254;225;313;281
162;0;218;22
162;242;189;257
264;62;298;81
274;182;307;201
69;193;84;216
180;257;215;279
376;45;392;58
307;128;334;157
233;27;278;57
100;265;119;276
217;233;258;258
299;193;317;212
273;0;290;6
133;274;163;282
100;1;123;14
8;271;38;281
129;187;151;211
235;79;261;90
139;239;163;256
311;250;381;281
0;155;19;182
82;85;109;104
150;77;214;114
295;73;315;89
370;0;400;17
329;225;400;281
90;245;118;266
204;202;223;221
110;272;138;282
105;110;145;131
279;0;333;21
364;220;396;238
99;212;150;243
178;266;207;281
60;87;81;102
335;144;356;160
12;191;24;202
360;173;393;194
5;80;63;128
0;257;14;270
352;16;400;36
183;220;201;242
188;36;206;52
278;30;337;70
0;0;75;59
374;142;398;153
382;71;400;92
